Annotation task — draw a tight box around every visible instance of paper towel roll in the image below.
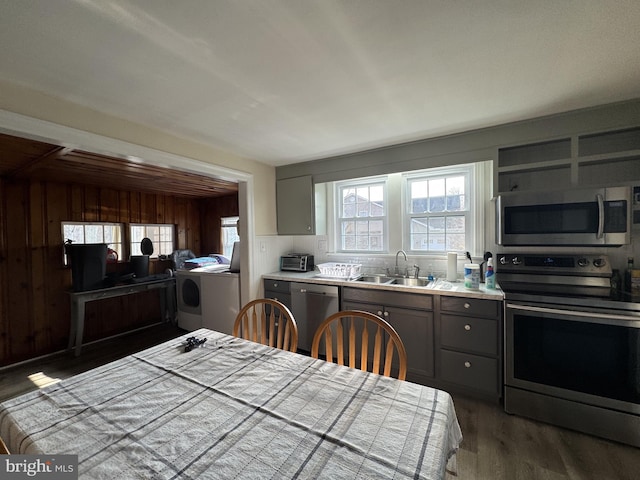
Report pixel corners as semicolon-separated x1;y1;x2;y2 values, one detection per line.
446;252;458;281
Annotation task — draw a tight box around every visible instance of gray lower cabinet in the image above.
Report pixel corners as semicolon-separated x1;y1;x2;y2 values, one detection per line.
436;296;502;400
342;287;435;384
263;279;292;311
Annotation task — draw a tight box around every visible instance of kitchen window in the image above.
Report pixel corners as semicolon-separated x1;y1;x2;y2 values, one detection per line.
130;224;174;258
404;166;473;253
62;222;124;264
331;162;483;255
336;178;387;252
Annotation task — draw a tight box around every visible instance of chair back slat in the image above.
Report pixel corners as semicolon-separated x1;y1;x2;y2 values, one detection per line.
311;310;408;380
360;321;369;372
348;318;357;368
372;325;383;375
233;299;298;352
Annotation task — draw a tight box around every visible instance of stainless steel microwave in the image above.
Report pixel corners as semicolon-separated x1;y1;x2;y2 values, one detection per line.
496;186;631;246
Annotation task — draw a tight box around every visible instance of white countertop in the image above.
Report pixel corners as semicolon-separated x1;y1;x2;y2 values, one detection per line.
263;270;504;300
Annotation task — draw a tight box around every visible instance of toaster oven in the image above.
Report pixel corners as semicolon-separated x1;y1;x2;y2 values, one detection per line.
280;254;314;272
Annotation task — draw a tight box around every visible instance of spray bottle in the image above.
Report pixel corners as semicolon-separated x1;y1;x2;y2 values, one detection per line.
485;257;496;289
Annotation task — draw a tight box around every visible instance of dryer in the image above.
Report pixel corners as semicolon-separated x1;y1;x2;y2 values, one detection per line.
176;265;240;333
176;270;203;331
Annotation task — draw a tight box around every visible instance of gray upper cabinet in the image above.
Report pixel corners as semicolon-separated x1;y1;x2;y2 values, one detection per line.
276;175;315;235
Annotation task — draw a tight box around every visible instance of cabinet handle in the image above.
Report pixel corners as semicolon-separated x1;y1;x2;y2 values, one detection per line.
273;282;278;287
377;311;383;316
464;324;471;331
383;311;389;317
464;302;471;309
464;361;472;368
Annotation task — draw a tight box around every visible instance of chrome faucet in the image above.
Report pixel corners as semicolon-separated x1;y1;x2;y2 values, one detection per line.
395;250;407;276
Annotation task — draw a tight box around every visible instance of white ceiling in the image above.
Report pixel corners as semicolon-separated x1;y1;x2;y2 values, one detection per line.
1;1;640;167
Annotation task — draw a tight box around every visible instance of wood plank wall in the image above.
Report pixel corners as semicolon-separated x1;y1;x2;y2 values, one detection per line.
0;178;237;367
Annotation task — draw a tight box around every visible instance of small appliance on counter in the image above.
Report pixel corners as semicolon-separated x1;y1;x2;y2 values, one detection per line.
280;253;314;272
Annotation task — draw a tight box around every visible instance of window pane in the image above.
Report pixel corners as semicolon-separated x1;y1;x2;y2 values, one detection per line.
356;221;369;235
85;225;103;243
63;225;85;244
131;226;145;243
446;215;465;233
446;234;466;251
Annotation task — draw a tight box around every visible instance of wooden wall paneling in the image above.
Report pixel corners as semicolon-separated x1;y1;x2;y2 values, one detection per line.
118;191;130;223
4;181;33;362
129;191;141;223
45;183;73;352
29;182;50;353
99;188;120;223
174;197;187;250
82;186;99;222
140;193;157;223
188;199;202;255
0;180;8;362
69;184;84;221
156;195;165;223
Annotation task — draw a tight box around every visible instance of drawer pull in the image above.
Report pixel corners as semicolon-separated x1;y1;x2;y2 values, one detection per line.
383;311;389;318
377;310;383;316
464;361;472;368
464;324;471;331
464;302;471;309
273;282;278;287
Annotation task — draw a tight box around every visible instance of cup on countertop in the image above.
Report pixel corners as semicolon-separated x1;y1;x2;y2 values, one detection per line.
464;263;480;289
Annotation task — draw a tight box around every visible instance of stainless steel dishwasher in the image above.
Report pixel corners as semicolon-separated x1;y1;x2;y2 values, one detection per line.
291;282;339;352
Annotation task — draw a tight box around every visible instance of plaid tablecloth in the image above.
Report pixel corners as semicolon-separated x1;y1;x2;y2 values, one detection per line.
1;328;462;479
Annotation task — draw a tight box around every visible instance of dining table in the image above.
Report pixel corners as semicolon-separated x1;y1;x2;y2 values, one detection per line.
0;328;462;479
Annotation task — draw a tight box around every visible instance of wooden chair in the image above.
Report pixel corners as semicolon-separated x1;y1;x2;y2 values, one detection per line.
311;310;408;380
0;436;9;454
233;299;299;352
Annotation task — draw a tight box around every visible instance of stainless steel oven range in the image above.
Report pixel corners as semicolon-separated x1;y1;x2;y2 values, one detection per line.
499;253;640;447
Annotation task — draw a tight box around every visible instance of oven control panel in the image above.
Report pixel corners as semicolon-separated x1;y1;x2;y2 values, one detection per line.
497;253;611;276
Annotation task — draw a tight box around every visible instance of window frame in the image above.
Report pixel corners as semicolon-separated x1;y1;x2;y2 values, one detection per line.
129;223;175;259
221;216;240;258
403;164;475;255
61;221;124;265
327;162;485;257
334;176;389;253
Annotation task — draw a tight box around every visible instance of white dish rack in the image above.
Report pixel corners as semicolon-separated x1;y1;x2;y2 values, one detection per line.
316;262;362;280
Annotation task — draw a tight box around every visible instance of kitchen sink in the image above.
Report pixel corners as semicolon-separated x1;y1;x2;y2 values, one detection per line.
354;275;396;284
353;275;433;287
392;277;432;287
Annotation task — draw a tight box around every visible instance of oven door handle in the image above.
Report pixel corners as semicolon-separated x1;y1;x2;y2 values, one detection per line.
596;193;604;239
507;302;640;327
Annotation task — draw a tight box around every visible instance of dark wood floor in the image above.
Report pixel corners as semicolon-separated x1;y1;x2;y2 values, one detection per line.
1;324;638;479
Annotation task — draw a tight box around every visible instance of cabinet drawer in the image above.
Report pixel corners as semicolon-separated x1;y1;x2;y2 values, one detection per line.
440;296;499;318
440;315;497;355
263;279;291;294
440;349;498;394
264;292;291;309
342;287;433;310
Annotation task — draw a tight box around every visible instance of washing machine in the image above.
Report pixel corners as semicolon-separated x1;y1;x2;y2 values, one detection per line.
176;265;240;333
